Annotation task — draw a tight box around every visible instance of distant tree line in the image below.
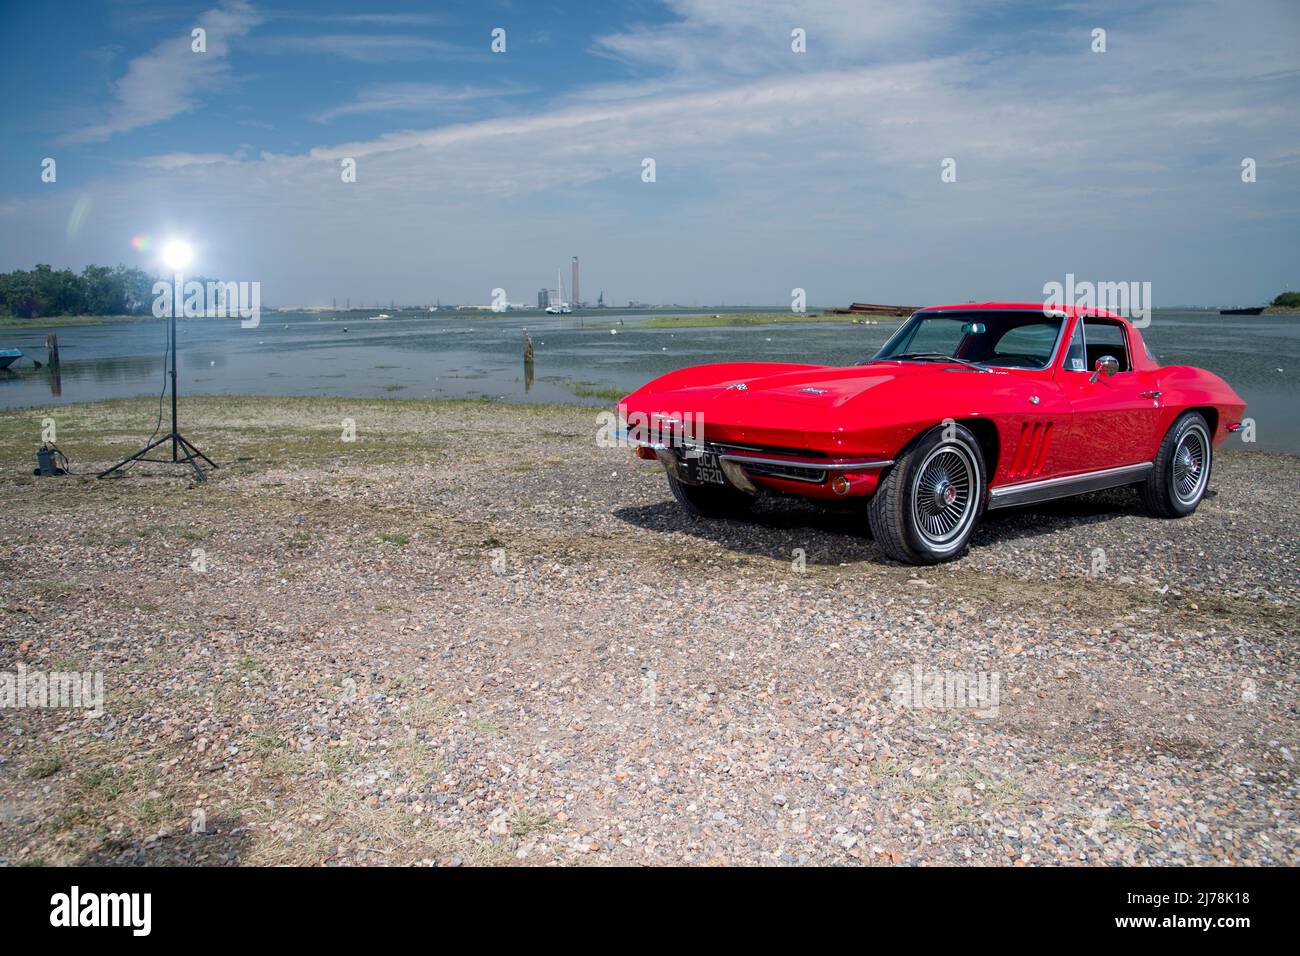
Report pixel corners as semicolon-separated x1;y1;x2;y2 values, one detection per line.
1271;291;1300;309
0;264;157;318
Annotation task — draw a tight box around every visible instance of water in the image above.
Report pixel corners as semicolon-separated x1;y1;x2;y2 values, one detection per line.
1;308;1296;453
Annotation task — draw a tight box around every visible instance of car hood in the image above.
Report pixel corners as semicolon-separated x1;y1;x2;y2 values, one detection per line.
639;361;982;410
623;360;1016;457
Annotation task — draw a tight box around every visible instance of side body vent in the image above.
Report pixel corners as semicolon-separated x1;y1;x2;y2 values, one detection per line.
1008;421;1054;479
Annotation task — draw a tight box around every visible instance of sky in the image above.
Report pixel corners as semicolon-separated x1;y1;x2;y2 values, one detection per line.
1;0;1297;307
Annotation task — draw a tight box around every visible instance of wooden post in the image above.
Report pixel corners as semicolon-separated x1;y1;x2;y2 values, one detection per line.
522;330;535;393
46;333;60;367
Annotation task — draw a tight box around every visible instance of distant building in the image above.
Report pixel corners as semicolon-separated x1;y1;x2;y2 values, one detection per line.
538;288;548;308
547;288;559;307
571;256;580;310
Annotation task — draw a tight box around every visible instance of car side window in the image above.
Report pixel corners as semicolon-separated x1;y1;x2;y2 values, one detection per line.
987;322;1057;367
1062;321;1087;372
1082;320;1131;372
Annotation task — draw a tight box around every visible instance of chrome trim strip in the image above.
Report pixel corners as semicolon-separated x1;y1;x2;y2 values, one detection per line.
616;429;893;472
718;452;894;471
614;428;667;451
986;462;1153;510
990;462;1153;497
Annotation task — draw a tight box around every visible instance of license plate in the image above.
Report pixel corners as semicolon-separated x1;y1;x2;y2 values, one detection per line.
685;451;726;485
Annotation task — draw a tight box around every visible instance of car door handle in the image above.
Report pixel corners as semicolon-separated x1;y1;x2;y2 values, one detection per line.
1139;390;1162;399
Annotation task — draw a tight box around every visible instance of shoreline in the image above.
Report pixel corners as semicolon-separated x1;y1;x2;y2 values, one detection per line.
0;308;836;331
0;314;152;329
3;306;1297;333
641;312;879;328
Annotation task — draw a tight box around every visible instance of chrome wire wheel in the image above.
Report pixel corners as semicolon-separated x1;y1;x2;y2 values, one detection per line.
1171;422;1211;506
910;442;980;553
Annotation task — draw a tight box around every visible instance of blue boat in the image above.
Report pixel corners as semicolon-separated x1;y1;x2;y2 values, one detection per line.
0;348;22;370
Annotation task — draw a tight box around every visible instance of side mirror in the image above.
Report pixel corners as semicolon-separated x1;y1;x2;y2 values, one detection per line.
1089;355;1120;382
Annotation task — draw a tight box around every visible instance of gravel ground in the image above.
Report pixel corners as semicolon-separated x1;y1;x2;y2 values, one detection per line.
0;396;1296;866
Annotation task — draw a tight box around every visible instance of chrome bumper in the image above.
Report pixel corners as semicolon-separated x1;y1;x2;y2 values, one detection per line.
615;429;893;491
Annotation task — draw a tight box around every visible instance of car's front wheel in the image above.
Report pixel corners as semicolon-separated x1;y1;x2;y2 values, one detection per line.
1140;411;1213;517
868;424;986;564
667;474;754;519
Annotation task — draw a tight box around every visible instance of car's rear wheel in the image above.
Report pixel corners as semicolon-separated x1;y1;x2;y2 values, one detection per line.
1140;411;1212;517
868;424;985;564
667;474;754;519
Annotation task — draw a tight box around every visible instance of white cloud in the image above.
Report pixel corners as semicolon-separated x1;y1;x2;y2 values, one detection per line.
60;0;262;144
314;83;534;123
132;149;249;170
592;0;955;74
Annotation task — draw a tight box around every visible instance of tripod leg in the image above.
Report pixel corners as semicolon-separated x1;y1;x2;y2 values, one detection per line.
176;434;217;469
170;437;206;481
96;433;173;479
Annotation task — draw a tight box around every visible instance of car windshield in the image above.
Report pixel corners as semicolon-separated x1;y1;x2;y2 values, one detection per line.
871;311;1065;370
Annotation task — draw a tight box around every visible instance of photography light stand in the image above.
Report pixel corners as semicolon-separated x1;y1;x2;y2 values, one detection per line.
98;273;216;482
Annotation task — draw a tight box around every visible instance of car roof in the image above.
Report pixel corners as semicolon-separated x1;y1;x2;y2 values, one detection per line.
917;301;1128;322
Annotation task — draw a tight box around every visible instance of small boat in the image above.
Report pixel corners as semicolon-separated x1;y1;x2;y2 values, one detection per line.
1219;306;1264;315
373;313;391;320
543;266;572;313
0;348;22;370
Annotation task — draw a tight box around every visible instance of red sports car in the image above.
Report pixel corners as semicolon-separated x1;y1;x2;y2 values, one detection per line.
618;303;1246;564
